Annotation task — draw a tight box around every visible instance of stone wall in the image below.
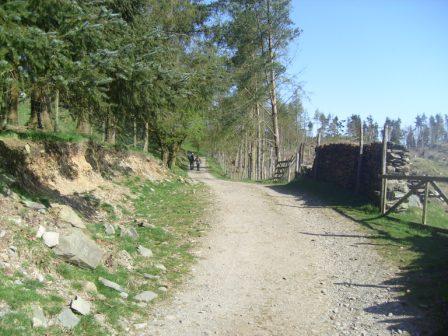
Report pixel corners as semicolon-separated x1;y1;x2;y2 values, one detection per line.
312;142;411;206
385;144;411;210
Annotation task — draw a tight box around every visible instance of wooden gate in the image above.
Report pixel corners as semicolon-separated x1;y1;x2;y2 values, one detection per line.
380;174;448;225
272;155;296;182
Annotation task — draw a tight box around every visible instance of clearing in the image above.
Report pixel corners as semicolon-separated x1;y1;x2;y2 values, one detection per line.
141;165;430;336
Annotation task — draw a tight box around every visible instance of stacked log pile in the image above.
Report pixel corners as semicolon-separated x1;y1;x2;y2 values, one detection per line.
359;142;382;200
313;144;358;190
313;142;411;208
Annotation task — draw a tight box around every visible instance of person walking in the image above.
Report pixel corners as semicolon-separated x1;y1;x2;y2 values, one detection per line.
195;155;202;171
187;152;195;170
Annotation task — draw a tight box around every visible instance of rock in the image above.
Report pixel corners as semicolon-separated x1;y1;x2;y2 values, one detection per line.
155;264;166;272
94;314;106;325
137;245;153;258
391;191;406;199
134;322;147;330
116;250;133;270
0;301;11;318
42;231;59;248
24;144;31;154
408;195;422;208
98;277;125;292
158;286;167;292
51;204;86;229
53;230;104;269
0;186;12;197
83;281;97;293
7;216;22;226
57;307;80;329
119;292;129;299
35;272;45;283
143;273;160;280
0;230;6;239
71;296;91;316
21;199;46;211
36;226;46;238
134;291;157;303
120;227;139;240
138;219;155;228
32;305;47;328
104;223;115;235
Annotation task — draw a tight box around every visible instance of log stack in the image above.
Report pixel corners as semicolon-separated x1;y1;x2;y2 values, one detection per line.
312;142;411;208
313;144;358;190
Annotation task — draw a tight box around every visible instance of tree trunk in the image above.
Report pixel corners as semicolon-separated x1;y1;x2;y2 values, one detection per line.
243;135;249;179
105;114;116;144
261;138;266;180
256;103;262;180
266;0;280;163
161;145;169;166
53;89;59;132
168;142;181;169
28;89;52;130
7;84;19;125
251;140;257;180
237;144;243;179
77;111;91;135
143;121;149;152
133;119;137;148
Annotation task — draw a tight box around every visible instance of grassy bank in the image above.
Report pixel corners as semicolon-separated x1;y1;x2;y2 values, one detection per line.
0;176;209;335
290;177;448;332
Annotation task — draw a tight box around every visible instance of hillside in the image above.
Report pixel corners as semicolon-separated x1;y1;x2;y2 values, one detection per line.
410;147;448;206
0;136;207;335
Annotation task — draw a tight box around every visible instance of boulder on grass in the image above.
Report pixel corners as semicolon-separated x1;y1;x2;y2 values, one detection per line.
51;204;86;229
53;230;103;269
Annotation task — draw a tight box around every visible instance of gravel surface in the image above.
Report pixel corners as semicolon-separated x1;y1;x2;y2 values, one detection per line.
139;167;425;336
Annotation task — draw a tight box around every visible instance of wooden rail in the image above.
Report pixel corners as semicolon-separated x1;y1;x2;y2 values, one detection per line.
380;174;448;225
272;155;296;182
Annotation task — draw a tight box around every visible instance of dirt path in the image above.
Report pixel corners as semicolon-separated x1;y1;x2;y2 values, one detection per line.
142;166;423;336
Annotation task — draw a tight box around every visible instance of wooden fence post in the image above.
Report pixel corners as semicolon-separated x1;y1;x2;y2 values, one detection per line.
301;142;305;168
380;124;389;214
295;145;300;175
422;181;429;225
355;121;364;194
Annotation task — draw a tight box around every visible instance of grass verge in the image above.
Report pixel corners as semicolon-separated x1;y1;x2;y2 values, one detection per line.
0;176;208;335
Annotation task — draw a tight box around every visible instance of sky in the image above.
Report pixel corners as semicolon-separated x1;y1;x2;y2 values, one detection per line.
287;0;448;128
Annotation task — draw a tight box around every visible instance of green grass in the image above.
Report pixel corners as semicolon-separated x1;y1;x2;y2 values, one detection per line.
286;177;448;332
206;156;230;180
0;272;65;336
0;129;90;143
0;99;102;144
48;177;208;333
0;172;208;334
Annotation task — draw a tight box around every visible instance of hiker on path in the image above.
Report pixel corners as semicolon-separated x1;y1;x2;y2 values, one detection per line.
195;155;202;171
187;152;195;170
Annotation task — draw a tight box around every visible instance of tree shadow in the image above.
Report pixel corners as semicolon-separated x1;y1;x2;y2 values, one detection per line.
267;181;448;335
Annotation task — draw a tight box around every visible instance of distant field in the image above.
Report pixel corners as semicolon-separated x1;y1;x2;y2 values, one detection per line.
411;150;448;204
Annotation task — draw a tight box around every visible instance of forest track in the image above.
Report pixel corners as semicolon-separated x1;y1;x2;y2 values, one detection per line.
142;164;424;336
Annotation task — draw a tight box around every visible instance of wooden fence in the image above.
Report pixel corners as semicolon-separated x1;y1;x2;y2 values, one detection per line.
380;174;448;225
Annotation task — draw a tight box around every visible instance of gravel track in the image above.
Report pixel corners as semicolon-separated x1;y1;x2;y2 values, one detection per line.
141;167;424;336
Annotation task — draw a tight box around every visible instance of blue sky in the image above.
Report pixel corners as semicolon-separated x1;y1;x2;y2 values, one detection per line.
287;0;448;128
